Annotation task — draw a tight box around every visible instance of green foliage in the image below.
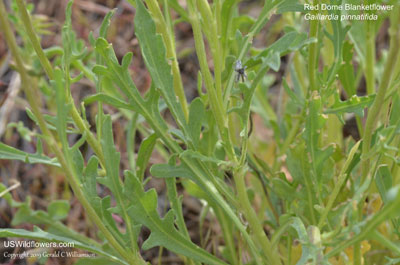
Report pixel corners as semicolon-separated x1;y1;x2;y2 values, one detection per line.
0;142;59;166
125;171;227;265
1;0;400;264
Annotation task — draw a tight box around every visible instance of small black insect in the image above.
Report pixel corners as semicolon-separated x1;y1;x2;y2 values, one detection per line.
234;60;247;82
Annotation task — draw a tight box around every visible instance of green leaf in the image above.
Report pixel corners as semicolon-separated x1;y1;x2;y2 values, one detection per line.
93;39;146;115
277;0;304;13
290;219;329;265
325;4;350;60
375;165;393;204
271;176;298;201
283;79;304;107
125;171;227;265
53;68;70;150
221;0;238;50
232;15;255;33
84;93;136;111
0;227;125;265
99;116;136;248
7;121;32;142
121;52;133;71
180;150;231;168
12;200;46;226
323;6;351;87
98;196;124;242
94;13;257;257
48;200;70;221
82;157;102;215
324;94;376;119
150;163;193;180
304;92;327;163
94;38;169;137
0;142;59;167
385;257;400;265
266;51;280;72
151;160;237;219
188;98;205;148
99;115;123;196
25;108;78;134
165;175;190;240
390;93;400;126
246;30;314;69
136;133;157;182
99;9;115;38
286;142;308;183
314;145;335;183
134;0;189;138
338;41;356;96
9;197;101;249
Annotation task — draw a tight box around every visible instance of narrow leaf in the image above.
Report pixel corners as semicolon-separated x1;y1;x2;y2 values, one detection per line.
136;133;157;182
0;142;59;167
375;165;393;204
134;0;189;137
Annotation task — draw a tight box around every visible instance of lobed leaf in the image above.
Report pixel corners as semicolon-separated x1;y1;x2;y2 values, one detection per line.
324;94;376;119
134;0;190;141
125;171;228;265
